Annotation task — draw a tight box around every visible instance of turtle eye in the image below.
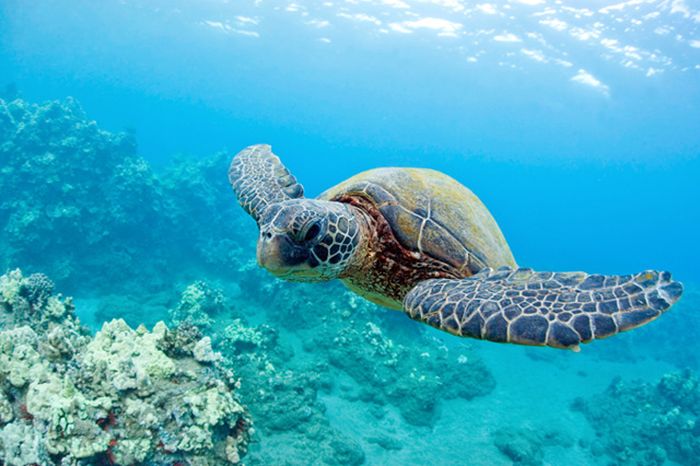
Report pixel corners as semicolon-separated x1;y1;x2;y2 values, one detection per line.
299;219;323;244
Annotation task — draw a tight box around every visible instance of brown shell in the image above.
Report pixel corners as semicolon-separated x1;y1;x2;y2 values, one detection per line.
318;167;516;275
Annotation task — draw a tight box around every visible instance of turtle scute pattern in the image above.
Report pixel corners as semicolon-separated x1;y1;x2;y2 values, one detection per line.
404;268;683;349
320;168;517;275
229;145;304;222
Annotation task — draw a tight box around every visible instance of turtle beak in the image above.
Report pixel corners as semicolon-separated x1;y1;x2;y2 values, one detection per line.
257;231;310;278
255;240;267;269
256;232;281;272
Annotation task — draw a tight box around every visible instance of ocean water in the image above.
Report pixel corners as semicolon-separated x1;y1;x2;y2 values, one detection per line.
1;1;699;465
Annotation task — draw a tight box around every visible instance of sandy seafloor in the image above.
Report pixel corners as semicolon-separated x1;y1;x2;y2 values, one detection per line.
316;346;671;465
262;319;688;466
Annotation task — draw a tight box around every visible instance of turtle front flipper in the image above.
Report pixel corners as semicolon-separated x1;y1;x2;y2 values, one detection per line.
403;268;683;350
229;144;305;223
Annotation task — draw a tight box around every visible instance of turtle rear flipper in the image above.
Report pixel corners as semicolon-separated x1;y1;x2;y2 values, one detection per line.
229;144;305;223
404;268;683;350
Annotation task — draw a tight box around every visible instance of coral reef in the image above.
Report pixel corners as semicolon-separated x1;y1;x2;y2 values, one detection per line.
169;281;227;331
165;275;496;463
313;314;495;426
160;152;258;275
266;282;496;427
0;98;167;292
0;270;251;465
0;97;256;295
572;370;700;465
166;281;366;465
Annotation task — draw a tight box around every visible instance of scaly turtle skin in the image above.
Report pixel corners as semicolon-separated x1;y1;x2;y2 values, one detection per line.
229;145;683;351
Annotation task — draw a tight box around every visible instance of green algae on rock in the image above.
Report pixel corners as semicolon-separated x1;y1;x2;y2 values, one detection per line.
0;270;251;465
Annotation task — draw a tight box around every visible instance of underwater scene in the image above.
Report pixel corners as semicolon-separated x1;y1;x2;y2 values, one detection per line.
1;1;700;465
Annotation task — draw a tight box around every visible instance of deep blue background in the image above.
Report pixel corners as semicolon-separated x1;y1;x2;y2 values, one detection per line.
1;0;698;282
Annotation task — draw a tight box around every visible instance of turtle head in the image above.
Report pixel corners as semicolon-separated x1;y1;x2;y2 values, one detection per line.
256;199;361;282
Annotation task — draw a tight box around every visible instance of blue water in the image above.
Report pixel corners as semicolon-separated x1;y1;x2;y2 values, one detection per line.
1;1;700;465
3;0;699;281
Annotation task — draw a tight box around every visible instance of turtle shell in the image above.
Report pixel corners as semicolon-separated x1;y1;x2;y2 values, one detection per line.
318;167;516;275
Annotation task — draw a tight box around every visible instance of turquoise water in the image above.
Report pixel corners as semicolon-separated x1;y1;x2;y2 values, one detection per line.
1;1;699;465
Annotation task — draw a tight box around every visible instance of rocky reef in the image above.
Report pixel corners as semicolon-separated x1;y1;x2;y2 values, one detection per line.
0;269;251;465
573;370;700;465
158;280;366;465
0;98;165;291
156;277;496;464
0;97;256;295
310;300;495;427
492;425;574;466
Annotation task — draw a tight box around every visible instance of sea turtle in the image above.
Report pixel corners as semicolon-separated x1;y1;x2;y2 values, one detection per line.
228;145;683;351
